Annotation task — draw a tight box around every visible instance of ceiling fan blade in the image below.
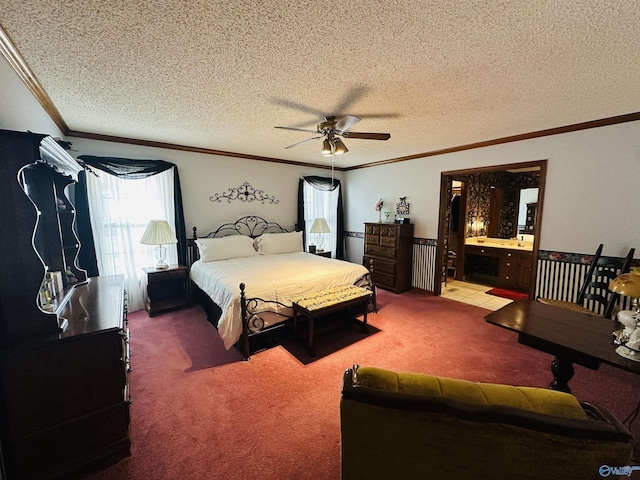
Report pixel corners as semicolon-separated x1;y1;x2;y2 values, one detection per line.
284;136;323;149
356;113;401;120
332;85;369;114
271;97;327;117
343;132;391;140
275;126;319;134
334;115;361;132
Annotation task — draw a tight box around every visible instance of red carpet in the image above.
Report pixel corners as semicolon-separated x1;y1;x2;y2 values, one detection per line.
86;289;640;480
486;287;529;300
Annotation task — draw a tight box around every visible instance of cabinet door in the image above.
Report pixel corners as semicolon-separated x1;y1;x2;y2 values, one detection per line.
516;252;534;290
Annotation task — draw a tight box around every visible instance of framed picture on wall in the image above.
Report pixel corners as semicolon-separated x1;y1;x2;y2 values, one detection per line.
396;197;410;215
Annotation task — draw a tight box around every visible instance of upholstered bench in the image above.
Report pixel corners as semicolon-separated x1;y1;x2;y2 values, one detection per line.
292;285;371;356
341;365;632;480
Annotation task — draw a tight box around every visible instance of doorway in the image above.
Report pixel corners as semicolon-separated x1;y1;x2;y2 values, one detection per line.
434;160;548;298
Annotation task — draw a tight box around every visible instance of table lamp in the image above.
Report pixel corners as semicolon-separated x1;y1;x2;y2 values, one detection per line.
140;219;177;269
310;218;331;252
609;267;640;361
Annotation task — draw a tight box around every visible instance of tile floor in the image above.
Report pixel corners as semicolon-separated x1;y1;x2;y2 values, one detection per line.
440;279;513;311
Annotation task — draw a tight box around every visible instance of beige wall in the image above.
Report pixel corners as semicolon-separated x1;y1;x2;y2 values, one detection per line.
0;56;64;137
344;122;640;260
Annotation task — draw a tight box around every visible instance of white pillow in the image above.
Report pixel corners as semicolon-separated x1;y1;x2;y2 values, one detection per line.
195;235;258;262
254;231;303;255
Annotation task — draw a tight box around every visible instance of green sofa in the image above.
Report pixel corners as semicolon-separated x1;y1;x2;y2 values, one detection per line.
340;366;632;480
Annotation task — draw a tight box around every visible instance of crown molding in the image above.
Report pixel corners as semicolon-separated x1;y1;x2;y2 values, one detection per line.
66;130;339;170
3;23;638;171
0;25;69;133
345;112;640;171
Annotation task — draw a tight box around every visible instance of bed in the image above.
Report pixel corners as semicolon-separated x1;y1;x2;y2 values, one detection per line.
186;216;375;359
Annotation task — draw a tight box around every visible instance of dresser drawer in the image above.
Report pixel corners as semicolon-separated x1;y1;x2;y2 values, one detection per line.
147;267;187;283
502;250;516;260
380;235;397;248
365;244;396;259
379;225;398;236
500;258;517;273
365;234;380;245
366;224;382;235
375;272;396;289
368;257;395;275
465;245;500;257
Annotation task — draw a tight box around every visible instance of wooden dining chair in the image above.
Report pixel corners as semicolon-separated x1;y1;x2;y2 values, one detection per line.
538;245;635;319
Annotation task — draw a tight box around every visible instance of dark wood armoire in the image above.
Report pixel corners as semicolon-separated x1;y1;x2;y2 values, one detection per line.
0;129;130;479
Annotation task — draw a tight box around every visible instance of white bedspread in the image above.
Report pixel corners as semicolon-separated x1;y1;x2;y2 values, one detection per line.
189;252;370;349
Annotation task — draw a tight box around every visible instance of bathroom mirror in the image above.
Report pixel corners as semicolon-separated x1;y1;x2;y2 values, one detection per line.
468;170;540;239
518;188;538;234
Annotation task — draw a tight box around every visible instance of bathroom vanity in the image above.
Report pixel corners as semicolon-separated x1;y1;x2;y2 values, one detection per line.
464;237;534;294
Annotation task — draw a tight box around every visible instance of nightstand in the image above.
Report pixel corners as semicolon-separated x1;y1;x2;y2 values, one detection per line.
143;264;190;316
312;250;332;258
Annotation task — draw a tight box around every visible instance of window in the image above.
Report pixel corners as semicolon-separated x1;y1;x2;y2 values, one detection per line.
299;176;344;259
86;168;177;311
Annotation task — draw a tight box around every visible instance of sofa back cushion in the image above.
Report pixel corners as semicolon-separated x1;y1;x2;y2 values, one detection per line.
355;366;587;420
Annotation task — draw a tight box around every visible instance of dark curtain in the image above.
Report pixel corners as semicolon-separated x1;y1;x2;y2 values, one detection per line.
297;176;345;260
75;155;188;267
74;171;99;277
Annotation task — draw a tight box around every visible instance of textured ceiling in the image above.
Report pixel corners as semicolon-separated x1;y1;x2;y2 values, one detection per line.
1;1;640;168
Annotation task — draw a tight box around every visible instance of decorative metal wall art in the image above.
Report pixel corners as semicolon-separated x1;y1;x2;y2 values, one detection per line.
396;197;410;215
210;181;279;204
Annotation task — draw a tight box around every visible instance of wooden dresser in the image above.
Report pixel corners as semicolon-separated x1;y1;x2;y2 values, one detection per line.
0;129;131;479
0;276;130;480
363;222;414;293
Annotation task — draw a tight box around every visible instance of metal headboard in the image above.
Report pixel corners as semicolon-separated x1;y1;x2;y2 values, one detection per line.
187;216;291;267
192;215;289;240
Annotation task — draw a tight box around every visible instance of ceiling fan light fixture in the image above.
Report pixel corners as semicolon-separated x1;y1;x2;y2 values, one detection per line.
277;114;388;155
333;138;348;155
321;139;333;155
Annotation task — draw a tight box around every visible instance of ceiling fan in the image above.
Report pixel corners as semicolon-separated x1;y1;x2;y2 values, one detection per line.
275;115;390;155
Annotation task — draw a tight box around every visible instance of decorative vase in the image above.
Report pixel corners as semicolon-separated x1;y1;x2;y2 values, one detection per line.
377;210;382;223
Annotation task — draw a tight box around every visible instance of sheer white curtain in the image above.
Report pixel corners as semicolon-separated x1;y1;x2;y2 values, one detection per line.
86;169;177;311
303;179;339;256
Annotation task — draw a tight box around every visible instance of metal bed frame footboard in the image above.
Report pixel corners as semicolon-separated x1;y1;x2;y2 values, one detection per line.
237;265;376;360
186;216;376;360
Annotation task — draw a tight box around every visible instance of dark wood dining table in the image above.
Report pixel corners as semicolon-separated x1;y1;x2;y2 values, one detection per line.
485;299;640;393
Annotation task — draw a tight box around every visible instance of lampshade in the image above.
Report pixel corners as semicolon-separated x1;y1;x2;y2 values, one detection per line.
140;220;177;245
310;217;331;234
611;267;640;361
609;267;640;298
321;139;332;156
333;138;348;155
